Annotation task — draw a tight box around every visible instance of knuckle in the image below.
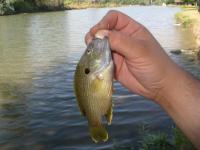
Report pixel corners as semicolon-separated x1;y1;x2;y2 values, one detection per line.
107;10;118;16
109;32;121;48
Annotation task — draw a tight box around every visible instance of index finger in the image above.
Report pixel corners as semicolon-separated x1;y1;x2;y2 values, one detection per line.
85;10;142;44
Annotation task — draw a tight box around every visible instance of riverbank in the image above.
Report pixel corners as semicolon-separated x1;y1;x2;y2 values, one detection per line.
1;0;166;16
175;7;200;47
0;1;131;16
113;126;194;150
64;2;124;9
0;0;65;16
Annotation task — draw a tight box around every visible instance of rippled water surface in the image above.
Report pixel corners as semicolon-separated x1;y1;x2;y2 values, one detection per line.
0;6;199;150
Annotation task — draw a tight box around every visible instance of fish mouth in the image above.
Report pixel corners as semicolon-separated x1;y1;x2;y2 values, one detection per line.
92;37;112;74
93;37;112;62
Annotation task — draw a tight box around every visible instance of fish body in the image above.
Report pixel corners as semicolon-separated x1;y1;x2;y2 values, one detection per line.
74;37;113;143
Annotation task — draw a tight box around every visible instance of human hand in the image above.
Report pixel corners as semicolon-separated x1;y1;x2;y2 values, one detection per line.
85;10;179;101
84;10;200;148
85;11;200;148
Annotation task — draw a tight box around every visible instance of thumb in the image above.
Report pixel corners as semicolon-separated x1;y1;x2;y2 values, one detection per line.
108;31;146;59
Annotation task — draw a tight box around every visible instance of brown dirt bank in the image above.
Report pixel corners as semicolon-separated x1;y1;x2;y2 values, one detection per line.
175;8;200;47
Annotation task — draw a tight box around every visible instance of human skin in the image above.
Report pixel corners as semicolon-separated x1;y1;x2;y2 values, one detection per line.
85;10;200;149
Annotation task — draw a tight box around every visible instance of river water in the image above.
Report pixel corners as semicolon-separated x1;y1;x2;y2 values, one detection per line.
0;6;199;150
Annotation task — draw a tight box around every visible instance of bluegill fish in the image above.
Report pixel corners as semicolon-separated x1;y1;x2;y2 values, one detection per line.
74;36;113;143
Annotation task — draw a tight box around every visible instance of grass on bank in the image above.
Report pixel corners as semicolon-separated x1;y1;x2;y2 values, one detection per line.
64;1;135;9
63;0;161;9
64;2;121;9
112;125;195;150
175;6;200;27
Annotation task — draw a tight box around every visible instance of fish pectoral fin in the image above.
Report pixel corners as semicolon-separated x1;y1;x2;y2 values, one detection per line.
105;105;112;125
89;125;108;143
97;73;103;80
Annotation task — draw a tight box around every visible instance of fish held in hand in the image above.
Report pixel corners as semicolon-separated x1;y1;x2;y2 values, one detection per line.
74;36;114;143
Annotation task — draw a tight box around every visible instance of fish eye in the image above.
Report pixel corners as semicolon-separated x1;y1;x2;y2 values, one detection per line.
85;68;90;74
87;49;91;54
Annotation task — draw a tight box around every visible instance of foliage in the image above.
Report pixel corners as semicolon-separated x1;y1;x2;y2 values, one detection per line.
175;12;193;27
112;125;195;150
64;0;165;5
36;0;64;10
0;0;15;15
139;133;174;150
166;0;174;4
173;128;195;150
1;0;198;15
0;0;64;14
12;0;36;12
182;0;197;5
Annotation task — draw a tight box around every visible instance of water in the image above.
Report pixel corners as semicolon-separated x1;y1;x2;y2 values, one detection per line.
0;6;199;150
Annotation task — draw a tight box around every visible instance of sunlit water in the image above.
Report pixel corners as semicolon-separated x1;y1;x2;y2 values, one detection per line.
0;6;199;150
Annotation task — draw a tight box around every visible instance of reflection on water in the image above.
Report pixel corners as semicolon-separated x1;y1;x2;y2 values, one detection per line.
0;6;199;150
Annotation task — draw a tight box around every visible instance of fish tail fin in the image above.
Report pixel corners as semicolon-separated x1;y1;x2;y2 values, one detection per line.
89;125;108;143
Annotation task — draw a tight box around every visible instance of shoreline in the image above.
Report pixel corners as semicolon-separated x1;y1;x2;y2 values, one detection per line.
0;2;130;16
0;4;142;16
64;2;130;10
175;7;200;48
1;3;171;16
174;6;200;60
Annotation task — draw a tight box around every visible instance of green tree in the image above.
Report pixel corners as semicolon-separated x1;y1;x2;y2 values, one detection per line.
182;0;197;4
0;0;15;15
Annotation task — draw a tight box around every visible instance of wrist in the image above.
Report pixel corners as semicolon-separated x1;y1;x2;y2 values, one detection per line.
155;63;200;149
155;62;189;104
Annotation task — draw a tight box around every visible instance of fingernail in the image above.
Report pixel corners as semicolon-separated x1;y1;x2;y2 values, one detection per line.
95;30;109;39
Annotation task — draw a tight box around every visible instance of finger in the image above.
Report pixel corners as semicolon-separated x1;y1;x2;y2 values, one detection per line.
108;30;146;59
85;10;141;45
111;52;124;79
85;29;109;45
85;32;93;45
90;10;141;36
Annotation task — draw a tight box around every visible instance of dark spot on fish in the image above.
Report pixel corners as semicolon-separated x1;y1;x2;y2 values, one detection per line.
85;68;90;74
